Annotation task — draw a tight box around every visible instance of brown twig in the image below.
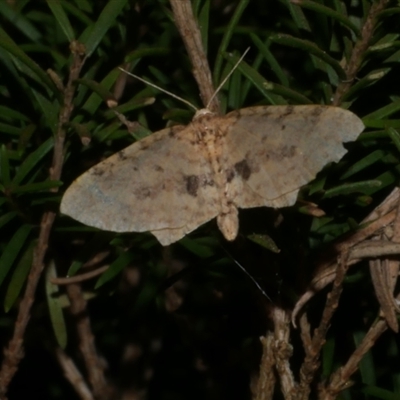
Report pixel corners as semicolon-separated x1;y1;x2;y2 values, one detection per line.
369;254;399;332
0;41;86;398
292;0;393;324
332;0;390;105
168;0;220;113
317;253;350;337
51;266;109;285
293;192;400;324
321;318;388;399
368;197;400;332
271;307;296;400
380;199;400;323
55;347;94;400
66;283;114;400
254;333;276;400
298;314;312;359
298;251;350;400
296;192;399;393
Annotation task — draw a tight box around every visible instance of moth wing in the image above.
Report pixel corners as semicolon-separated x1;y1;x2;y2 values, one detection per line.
223;105;364;209
60;125;220;245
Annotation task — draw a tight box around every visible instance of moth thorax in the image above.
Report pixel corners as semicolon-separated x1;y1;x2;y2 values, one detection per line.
193;108;215;121
217;209;239;241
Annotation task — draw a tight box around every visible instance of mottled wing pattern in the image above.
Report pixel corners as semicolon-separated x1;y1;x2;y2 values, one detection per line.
222;105;364;209
60;125;220;245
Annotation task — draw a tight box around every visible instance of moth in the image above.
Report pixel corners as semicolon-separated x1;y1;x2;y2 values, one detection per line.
60;104;364;245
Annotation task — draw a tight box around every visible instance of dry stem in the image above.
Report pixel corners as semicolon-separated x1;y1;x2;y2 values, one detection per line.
272;307;296;400
66;283;114;400
0;41;86;398
332;0;390;105
321;319;388;399
254;333;276;400
297;251;350;399
293;189;400;324
55;348;94;400
52;266;109;285
169;0;220;113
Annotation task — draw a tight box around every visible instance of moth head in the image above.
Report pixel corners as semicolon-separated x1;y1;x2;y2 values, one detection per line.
193;108;216;121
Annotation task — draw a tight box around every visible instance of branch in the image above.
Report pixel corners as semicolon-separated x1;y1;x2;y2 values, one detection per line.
272;307;296;400
55;347;94;400
332;0;390;105
0;41;86;398
254;333;276;400
293;188;400;324
51;266;109;285
298;251;350;400
169;0;220;113
321;318;388;399
66;283;114;400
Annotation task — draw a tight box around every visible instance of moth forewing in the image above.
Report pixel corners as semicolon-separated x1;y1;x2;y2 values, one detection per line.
60;105;364;245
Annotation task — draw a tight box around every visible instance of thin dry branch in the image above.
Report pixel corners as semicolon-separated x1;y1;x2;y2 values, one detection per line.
66;283;114;400
169;0;220;113
298;251;350;400
293;189;400;324
254;333;276;400
314;251;350;341
292;0;394;324
55;348;94;400
298;314;312;359
369;256;399;332
332;0;390;105
368;198;400;332
0;41;86;398
272;307;296;400
51;266;109;285
321;318;388;399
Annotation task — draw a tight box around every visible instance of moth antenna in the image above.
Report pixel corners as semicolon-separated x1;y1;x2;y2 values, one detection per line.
118;67;198;112
206;47;251;110
222;246;273;302
232;257;273;302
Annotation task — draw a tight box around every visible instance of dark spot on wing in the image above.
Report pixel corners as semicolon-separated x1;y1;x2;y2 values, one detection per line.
185;175;199;197
258;108;273;118
234;159;251;181
311;106;325;117
226;168;235;183
92;166;105;177
203;176;215;186
133;186;152;200
234;107;273;119
261;135;268;143
277;105;294;119
117;150;127;161
266;145;297;161
138;142;150;151
168;128;176;138
281;145;296;158
154;165;164;172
